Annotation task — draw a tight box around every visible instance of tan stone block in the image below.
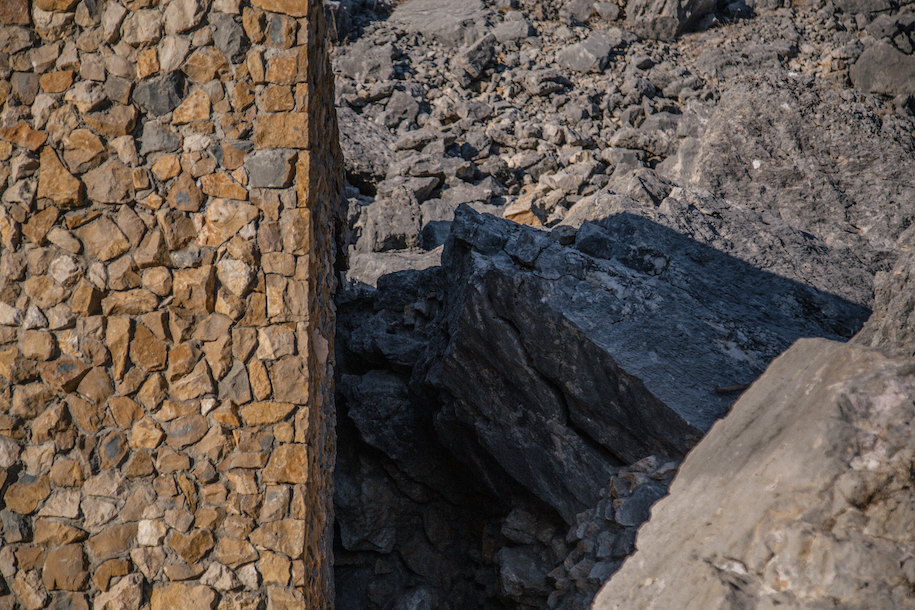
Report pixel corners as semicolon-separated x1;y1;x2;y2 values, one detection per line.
22;206;59;247
0;0;30;25
24;276;71;309
1;122;48;152
200;172;247;200
37;146;83;207
20;330;56;361
173;266;216;312
47;226;82;253
42;545;88;592
39;70;74;93
108;396;142;429
38;358;90;392
262;444;308;485
102;289;159;315
33;520;87;546
274;421;294;443
77;367;114;406
259;551;291;587
131;323;168;372
124;450;156;479
87;523;138;560
183;46;229;84
242;7;266;43
162;563;206;582
250;0;306;16
156;447;191;473
174;88;211;125
70;280;102;316
269;356;308;404
166;528;215;564
92;558;130;592
49;459;84;487
166;413;209;447
137;373;168;411
4;474;51;514
66;394;104;433
83;104;139;138
167;172;205;212
130;548;165;580
217;258;254;297
230;80;255;111
204;335;233;380
214;537;258;569
138;48;159;79
83;160;133;204
254;113;309;149
249;519;305;558
227;469;258;494
130;417;165;449
150;583;217;610
194;425;231;461
152;155;182;182
197;199;258;247
140;267;173;298
249;359;272;400
63;129;106;174
260;85;294;112
237;402;294;427
13;569;49;610
78;216;130;262
35;0;79;11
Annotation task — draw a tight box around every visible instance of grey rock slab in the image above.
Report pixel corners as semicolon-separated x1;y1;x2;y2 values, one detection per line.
138;121;181;155
491;19;533;43
376;176;439;203
340;370;422;460
347;248;442;287
391;0;492;47
359;189;422;253
850;39;915;97
626;0;717;40
210;13;246;63
133;72;185;116
245;149;296;189
335;41;395;83
594;338;915;609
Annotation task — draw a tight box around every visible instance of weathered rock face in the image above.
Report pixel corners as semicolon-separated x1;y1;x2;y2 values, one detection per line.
0;0;344;607
593;338;915;609
670;72;915;277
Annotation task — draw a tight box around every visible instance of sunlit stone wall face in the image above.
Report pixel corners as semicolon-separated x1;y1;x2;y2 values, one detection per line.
0;0;344;606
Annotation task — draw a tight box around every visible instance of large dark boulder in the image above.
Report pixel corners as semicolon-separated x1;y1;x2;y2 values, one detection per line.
416;204;868;522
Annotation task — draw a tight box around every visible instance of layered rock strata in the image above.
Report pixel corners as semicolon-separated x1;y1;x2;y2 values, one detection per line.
0;0;344;608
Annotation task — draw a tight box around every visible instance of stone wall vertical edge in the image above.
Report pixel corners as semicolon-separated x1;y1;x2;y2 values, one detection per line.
0;0;343;607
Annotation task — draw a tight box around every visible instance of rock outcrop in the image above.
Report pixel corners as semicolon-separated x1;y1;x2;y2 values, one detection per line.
593;337;915;609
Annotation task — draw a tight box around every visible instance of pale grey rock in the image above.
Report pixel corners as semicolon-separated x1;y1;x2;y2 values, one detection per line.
594;338;915;609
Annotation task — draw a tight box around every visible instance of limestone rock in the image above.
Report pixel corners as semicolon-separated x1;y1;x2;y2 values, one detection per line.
594;339;915;608
83;160;133;204
150;583;217;610
37;147;83;207
42;544;88;591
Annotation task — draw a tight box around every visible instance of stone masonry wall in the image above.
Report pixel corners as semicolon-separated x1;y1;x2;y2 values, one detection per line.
0;0;344;606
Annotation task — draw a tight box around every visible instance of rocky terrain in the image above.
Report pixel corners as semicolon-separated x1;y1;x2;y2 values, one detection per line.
330;0;915;608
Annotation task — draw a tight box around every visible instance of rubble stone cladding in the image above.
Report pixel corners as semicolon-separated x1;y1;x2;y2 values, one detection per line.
0;0;345;607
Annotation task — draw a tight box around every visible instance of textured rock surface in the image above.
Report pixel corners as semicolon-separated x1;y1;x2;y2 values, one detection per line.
0;0;344;607
594;338;915;609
